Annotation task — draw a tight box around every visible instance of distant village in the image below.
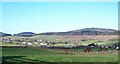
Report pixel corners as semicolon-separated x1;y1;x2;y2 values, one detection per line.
0;28;119;52
1;35;119;52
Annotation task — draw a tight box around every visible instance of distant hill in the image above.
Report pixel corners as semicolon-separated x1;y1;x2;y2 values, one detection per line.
14;32;36;37
38;28;118;35
0;32;12;37
1;28;119;37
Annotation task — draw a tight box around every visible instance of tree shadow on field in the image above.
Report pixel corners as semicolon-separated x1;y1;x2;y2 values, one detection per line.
2;56;119;64
2;56;54;64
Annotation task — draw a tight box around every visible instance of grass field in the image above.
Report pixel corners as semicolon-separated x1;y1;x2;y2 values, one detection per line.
1;35;119;64
2;47;118;63
0;42;21;46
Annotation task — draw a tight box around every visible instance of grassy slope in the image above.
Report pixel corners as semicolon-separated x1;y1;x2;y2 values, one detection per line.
2;47;118;62
33;35;118;45
0;42;20;46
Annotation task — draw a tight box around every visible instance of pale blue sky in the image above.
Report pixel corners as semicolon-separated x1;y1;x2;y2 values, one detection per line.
2;2;118;34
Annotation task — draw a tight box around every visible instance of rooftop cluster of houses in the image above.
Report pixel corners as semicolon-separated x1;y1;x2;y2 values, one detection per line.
2;37;51;46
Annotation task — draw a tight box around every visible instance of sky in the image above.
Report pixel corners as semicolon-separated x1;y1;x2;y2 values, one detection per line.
2;2;118;34
1;0;120;2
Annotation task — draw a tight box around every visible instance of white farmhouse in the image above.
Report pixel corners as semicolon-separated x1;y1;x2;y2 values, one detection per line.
40;43;47;46
22;42;27;44
4;40;10;43
27;42;32;45
116;46;119;50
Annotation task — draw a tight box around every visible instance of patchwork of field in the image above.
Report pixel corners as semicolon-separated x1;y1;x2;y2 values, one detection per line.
33;35;118;41
2;35;118;46
1;35;119;63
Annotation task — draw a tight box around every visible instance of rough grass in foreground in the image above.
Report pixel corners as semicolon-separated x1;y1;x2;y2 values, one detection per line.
2;47;118;62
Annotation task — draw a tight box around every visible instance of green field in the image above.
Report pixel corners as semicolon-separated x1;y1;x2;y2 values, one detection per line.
1;35;119;63
2;47;118;63
0;42;21;46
